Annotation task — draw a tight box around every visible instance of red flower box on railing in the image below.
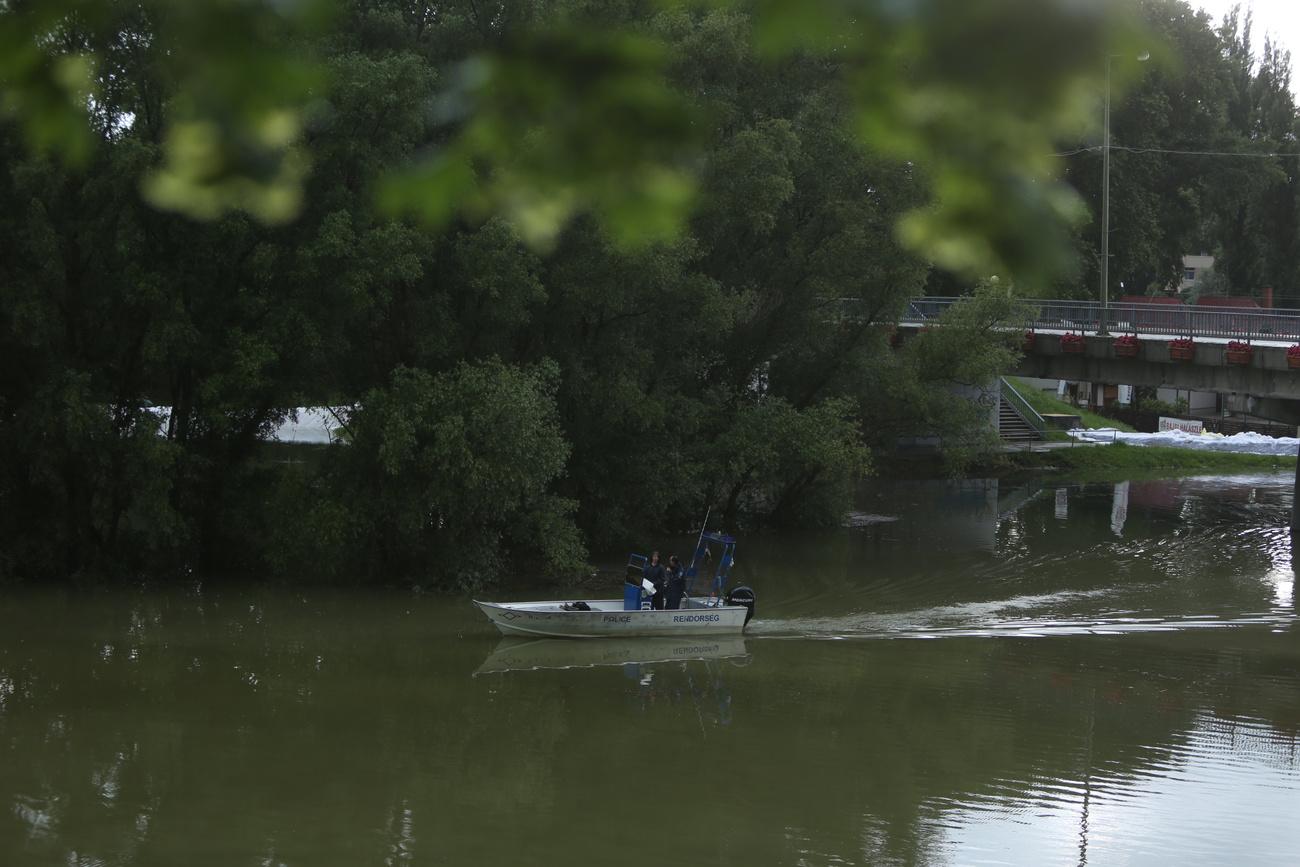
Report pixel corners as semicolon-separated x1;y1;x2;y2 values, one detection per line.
1060;333;1086;354
1114;334;1139;357
1288;345;1300;369
1021;330;1036;351
1225;340;1253;365
1168;337;1195;361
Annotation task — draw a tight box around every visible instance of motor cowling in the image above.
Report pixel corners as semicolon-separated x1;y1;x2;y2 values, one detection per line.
725;585;756;624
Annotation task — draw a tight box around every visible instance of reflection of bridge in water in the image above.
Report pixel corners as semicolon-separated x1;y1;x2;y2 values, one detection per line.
899;298;1300;424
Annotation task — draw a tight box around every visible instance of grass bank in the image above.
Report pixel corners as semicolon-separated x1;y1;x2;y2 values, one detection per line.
999;378;1295;472
1005;377;1135;434
1000;441;1296;472
880;378;1296;477
883;443;1295;478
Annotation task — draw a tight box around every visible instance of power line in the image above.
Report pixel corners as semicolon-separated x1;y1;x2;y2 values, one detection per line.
1056;144;1300;158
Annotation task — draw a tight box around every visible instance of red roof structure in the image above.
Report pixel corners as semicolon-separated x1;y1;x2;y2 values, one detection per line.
1119;295;1185;331
1120;295;1183;306
1194;296;1261;310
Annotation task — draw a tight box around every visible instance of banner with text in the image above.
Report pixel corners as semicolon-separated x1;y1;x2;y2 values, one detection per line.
1159;417;1204;435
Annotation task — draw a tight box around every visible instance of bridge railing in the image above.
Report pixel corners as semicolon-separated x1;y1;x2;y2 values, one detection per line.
900;297;1300;342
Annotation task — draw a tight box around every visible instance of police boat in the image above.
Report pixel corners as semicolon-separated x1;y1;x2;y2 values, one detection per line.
473;530;755;639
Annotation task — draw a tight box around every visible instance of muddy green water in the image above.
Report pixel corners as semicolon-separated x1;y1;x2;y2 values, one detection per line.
2;474;1297;866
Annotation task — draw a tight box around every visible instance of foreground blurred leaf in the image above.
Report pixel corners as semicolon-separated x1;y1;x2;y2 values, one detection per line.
0;2;100;164
140;0;330;223
1;0;331;223
668;0;1147;285
379;26;703;250
4;0;1148;281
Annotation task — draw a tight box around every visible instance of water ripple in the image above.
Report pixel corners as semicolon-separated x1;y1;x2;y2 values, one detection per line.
749;609;1296;640
923;708;1300;865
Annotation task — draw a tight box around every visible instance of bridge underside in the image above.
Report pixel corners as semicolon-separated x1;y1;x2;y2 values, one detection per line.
895;301;1300;427
1011;343;1300;426
895;300;1300;530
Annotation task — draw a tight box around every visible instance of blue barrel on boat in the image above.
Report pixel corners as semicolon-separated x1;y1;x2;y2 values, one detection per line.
624;582;642;611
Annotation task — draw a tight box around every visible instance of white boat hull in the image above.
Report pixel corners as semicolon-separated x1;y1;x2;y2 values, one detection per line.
473;598;750;638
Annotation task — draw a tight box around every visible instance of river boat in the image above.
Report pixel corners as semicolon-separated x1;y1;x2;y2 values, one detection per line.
473;530;755;639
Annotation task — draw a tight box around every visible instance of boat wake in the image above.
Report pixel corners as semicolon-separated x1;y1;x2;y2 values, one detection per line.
747;612;1296;640
744;587;1297;640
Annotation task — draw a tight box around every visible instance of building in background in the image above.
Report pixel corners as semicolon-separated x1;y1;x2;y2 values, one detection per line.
1177;253;1214;292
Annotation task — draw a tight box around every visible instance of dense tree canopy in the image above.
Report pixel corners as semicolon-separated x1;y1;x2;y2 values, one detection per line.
1060;0;1300;300
4;0;1287;587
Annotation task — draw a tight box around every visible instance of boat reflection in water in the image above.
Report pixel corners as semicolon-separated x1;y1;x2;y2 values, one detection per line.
475;635;749;674
476;636;749;724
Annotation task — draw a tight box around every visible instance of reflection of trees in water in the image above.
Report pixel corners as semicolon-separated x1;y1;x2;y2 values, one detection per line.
0;591;540;864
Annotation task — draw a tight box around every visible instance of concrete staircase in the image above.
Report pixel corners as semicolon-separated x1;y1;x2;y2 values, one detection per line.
998;394;1042;443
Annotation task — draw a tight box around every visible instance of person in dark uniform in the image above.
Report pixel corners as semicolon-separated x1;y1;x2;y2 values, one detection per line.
643;551;667;610
665;554;687;610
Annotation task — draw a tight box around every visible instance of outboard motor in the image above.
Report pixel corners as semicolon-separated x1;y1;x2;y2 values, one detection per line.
725;586;756;625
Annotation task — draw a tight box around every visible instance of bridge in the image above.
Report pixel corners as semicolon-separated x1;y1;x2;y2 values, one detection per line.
898;298;1300;425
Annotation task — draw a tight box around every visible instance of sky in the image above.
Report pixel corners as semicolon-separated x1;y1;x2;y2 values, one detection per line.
1195;1;1300;58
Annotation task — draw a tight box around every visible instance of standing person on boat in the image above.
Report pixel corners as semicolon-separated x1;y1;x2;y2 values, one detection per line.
643;551;667;610
665;555;687;610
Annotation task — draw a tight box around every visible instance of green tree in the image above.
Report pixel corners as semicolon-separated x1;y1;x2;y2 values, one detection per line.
880;282;1031;475
1059;0;1299;301
273;361;583;588
0;0;1161;585
0;133;191;580
1204;11;1299;295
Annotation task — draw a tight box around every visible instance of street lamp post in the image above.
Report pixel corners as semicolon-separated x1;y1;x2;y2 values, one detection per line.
1099;52;1147;338
1099;55;1114;337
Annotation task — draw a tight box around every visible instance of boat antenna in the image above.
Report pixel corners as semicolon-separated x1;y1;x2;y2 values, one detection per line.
694;506;712;558
684;506;712;594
